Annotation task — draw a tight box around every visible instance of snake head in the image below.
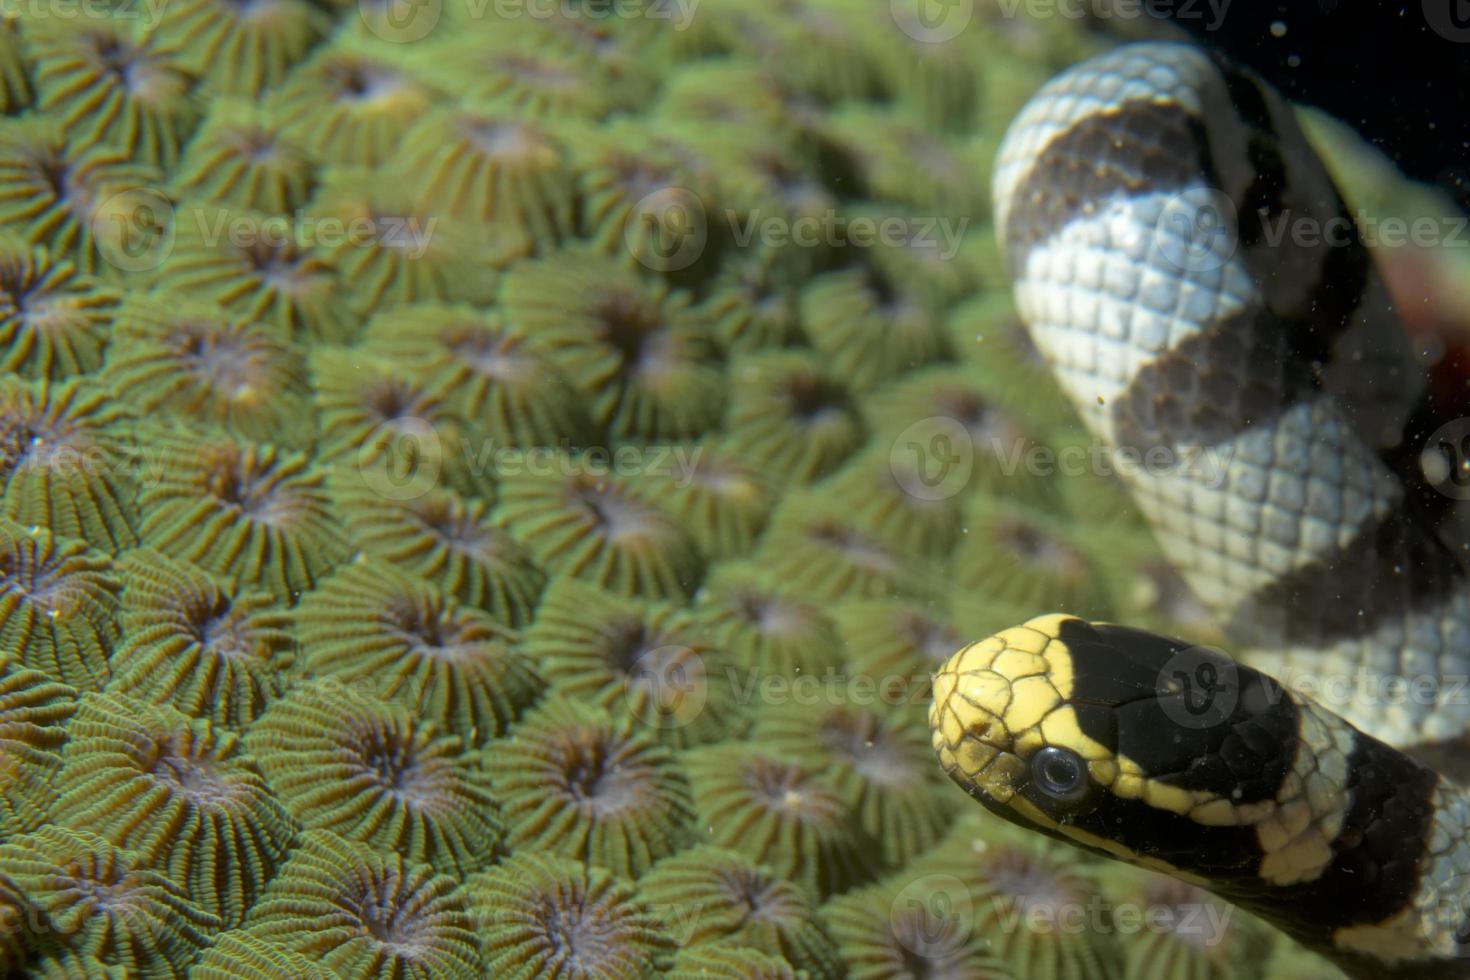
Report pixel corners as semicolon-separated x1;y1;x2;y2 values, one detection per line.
930;613;1307;880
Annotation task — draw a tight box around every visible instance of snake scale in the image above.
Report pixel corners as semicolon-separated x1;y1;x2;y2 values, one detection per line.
929;42;1470;978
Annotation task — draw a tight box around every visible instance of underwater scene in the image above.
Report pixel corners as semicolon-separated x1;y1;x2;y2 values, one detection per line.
0;0;1465;976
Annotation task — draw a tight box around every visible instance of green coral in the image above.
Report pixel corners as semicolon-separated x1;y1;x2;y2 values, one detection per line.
0;3;1155;976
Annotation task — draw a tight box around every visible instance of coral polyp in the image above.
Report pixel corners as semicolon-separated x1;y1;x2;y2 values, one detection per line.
0;376;137;552
470;851;675;979
293;559;541;743
109;548;293;728
693;561;847;678
820;444;964;556
52;691;297;925
388;102;577;256
954;493;1114;617
136;432;347;600
0;519;120;690
486;697;694;878
105;295;313;448
631;437;776;560
150;0;331;96
820;103;985;214
0;118;163;275
496;456;705;600
0;824;220;974
685;743;876;899
864;362;1056;500
0;20;27;114
0;667;76;834
798;264;948;392
170;99;316;213
419;29;626;120
754;702;952;869
270;37;440;166
499;249;725;441
755;495;932;603
0;236;118;380
1097;867;1271;980
191;930;339;980
832;597;964;702
333;478;546;628
933;839;1126;980
306;169;506;312
569;120;725;278
527;576;740;747
245;829;484;978
27;19;198;169
361;302;596;449
150;203;353;343
824;878;1018;980
247;680;503;876
639;845;843;976
311;345;478;495
669;946;802;979
724;351;866;484
694;246;803;352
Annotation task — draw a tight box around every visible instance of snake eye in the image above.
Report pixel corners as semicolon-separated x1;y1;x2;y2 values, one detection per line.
1030;746;1089;801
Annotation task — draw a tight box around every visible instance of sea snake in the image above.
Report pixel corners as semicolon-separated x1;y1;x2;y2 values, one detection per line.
929;42;1470;979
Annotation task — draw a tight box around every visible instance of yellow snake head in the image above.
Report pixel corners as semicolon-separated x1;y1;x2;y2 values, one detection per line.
929;612;1325;881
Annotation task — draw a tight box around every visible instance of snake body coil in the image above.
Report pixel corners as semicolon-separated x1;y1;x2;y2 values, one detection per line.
932;42;1470;978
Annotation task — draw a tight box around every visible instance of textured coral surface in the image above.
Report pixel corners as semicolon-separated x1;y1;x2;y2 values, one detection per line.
0;1;1343;977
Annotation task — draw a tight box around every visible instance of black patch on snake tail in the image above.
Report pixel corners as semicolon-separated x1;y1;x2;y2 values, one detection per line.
1223;507;1465;651
1405;733;1470;787
1108;307;1315;454
1210;50;1374;370
1057;619;1296;806
1001;99;1215;274
1206;49;1288;250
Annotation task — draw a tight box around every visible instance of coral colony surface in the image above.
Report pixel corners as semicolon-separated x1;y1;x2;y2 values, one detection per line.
0;1;1344;977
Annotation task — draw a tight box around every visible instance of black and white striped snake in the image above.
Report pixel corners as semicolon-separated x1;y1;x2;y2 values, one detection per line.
929;42;1470;979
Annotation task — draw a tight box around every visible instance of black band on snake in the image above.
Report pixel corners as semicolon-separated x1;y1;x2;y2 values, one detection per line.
930;42;1470;979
